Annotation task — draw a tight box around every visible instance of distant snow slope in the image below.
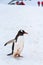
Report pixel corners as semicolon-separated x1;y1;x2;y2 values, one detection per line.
0;4;43;65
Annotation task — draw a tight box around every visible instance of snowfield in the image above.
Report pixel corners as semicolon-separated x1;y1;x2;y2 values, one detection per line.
0;4;43;65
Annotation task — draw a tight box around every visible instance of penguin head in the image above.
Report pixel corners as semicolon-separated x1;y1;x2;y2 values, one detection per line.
15;30;28;41
18;30;28;36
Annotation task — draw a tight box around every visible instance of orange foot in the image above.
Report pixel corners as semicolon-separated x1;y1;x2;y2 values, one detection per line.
14;54;23;58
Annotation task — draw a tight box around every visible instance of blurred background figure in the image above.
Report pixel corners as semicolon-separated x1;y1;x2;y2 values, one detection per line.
8;0;16;4
37;1;40;6
41;1;43;6
8;0;25;5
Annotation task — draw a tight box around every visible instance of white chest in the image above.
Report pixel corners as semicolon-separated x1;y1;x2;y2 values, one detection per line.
14;36;24;54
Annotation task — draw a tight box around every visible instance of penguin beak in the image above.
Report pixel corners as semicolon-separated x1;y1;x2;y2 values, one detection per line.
24;32;28;34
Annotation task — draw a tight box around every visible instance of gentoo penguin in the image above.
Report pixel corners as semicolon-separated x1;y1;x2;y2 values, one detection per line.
4;30;28;57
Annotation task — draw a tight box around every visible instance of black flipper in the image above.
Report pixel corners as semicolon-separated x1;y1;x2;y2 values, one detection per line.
4;43;7;46
7;42;14;56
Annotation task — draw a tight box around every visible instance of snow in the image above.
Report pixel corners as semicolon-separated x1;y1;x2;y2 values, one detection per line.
0;4;43;65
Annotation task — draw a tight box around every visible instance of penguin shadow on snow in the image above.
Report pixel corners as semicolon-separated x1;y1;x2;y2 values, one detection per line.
13;56;24;60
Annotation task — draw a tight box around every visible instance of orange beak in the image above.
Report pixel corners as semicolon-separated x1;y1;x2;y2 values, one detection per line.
24;32;28;34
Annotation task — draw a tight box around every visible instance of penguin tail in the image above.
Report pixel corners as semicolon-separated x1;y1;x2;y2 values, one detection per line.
7;42;14;56
7;52;13;56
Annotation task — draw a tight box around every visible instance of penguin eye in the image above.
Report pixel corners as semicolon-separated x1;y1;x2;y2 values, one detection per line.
20;30;25;33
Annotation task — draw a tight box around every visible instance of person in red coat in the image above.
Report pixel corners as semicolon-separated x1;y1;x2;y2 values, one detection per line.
41;1;43;6
16;1;25;5
37;1;40;6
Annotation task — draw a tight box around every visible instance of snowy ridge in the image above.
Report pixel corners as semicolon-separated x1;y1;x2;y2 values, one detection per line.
0;4;43;65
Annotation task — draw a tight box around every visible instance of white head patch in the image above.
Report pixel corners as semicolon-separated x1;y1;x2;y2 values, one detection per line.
21;30;23;32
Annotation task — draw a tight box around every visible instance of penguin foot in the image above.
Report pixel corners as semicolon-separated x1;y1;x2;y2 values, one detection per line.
18;54;23;57
13;53;23;58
